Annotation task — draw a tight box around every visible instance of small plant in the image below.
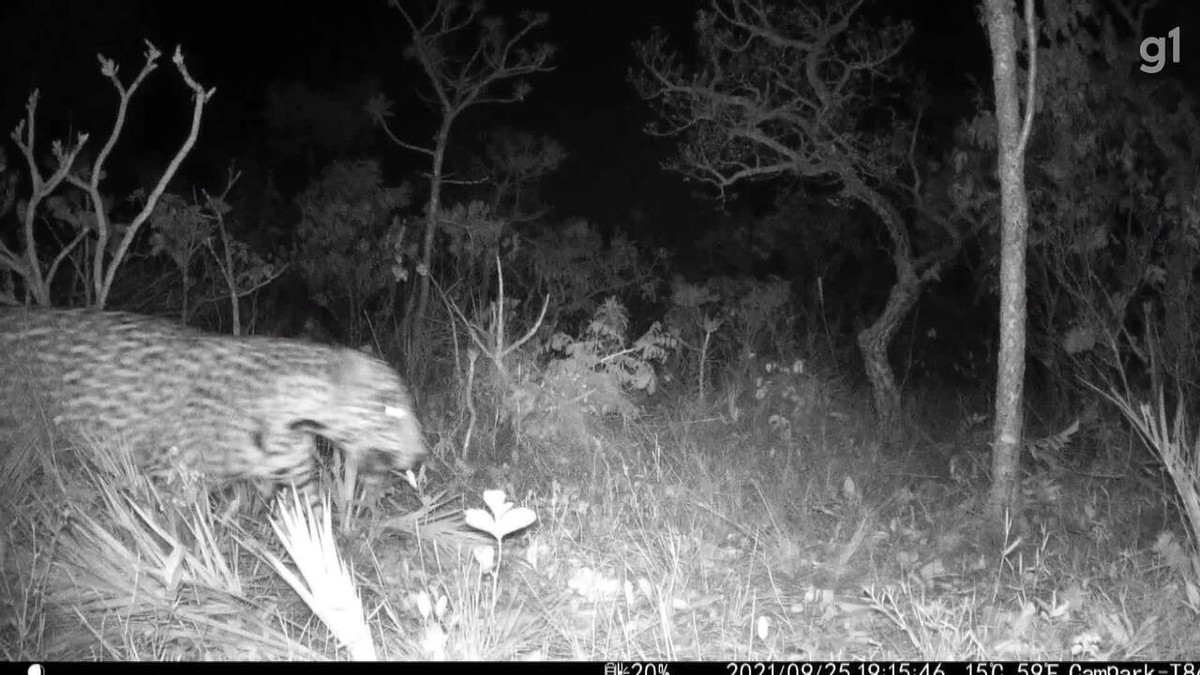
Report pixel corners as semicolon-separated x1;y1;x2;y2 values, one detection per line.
464;489;538;575
1101;386;1200;581
464;490;537;621
544;298;676;403
510;298;677;448
665;276;793;399
261;492;377;660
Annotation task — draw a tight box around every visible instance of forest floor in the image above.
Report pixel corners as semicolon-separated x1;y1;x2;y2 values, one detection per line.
3;374;1197;660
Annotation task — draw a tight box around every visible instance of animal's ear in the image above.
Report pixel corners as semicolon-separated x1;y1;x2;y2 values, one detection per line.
333;348;374;385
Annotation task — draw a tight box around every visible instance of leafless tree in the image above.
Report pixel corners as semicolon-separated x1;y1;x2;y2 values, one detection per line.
369;0;555;350
2;42;212;308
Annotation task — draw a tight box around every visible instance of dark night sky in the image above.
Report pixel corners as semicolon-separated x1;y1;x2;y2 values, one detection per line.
0;1;702;232
0;1;985;224
3;0;1191;241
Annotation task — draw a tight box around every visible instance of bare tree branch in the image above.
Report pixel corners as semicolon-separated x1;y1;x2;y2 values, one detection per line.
373;0;555;351
86;43;214;307
634;0;980;440
2;41;212;307
634;0;909;201
5;91;91;304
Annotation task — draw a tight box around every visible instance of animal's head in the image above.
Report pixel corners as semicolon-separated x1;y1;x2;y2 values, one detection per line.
330;348;427;477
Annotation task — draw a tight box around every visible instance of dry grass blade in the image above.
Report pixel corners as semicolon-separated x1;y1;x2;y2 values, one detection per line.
379;491;492;548
1101;387;1200;579
17;435;318;659
260;491;378;661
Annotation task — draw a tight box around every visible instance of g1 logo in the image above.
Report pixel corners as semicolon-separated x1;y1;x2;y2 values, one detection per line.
1140;26;1180;74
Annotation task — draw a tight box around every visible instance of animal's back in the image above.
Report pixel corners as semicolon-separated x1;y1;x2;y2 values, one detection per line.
0;307;425;501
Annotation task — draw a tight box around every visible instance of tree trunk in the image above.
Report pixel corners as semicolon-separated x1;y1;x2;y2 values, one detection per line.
856;270;921;445
844;177;924;448
983;0;1035;527
405;119;452;365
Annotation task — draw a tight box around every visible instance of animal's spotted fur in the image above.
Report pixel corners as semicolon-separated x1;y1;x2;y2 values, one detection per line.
0;308;425;504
